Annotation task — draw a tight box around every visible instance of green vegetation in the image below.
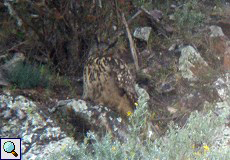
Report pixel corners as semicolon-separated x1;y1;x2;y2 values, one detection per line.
7;62;50;89
39;90;230;160
174;1;205;31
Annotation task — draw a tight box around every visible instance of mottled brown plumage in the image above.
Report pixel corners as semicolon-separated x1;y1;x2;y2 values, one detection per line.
83;44;137;117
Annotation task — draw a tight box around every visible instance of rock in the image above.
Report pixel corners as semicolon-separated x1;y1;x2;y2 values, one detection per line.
213;74;230;101
209;25;225;37
209;25;230;71
209;26;229;56
35;137;79;160
133;27;152;42
168;44;177;51
211;100;230;153
169;14;175;21
167;106;177;114
0;93;67;159
179;45;208;81
53;99;131;142
170;4;177;9
149;9;163;22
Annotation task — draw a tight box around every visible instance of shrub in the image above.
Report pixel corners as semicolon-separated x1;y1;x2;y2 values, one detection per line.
7;62;50;89
174;1;205;31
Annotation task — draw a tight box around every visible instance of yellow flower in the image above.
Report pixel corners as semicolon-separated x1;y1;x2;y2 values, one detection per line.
192;144;195;149
203;145;210;152
111;146;116;151
134;102;138;107
127;111;132;117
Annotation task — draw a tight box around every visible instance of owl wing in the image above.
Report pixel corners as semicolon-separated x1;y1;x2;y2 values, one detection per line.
107;57;138;107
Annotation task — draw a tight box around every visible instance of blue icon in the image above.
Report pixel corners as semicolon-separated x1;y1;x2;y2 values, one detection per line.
3;141;18;157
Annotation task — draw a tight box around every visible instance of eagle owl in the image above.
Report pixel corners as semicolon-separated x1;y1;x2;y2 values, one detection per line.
83;43;137;117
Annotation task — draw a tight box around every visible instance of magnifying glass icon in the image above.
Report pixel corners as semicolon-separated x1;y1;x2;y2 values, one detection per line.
3;141;18;157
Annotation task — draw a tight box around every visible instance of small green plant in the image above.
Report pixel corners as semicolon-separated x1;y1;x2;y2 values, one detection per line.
174;1;205;31
7;62;50;89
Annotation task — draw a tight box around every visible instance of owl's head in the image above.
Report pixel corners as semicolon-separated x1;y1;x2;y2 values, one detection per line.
88;43;109;58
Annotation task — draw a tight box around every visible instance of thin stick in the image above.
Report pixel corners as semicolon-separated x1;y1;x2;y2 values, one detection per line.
127;10;142;24
114;0;120;25
0;41;27;53
121;13;139;71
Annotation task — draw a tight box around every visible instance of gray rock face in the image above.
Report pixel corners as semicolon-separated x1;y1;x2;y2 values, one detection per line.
213;74;230;101
133;27;152;42
0;93;67;160
52;98;131;142
209;25;225;37
179;45;208;81
212;73;230;152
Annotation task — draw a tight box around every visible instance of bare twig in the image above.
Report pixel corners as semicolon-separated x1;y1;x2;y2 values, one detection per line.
114;0;120;25
121;13;139;71
140;7;153;19
0;41;28;53
127;10;142;24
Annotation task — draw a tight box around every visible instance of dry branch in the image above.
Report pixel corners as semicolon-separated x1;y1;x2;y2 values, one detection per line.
0;41;28;53
121;13;139;71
